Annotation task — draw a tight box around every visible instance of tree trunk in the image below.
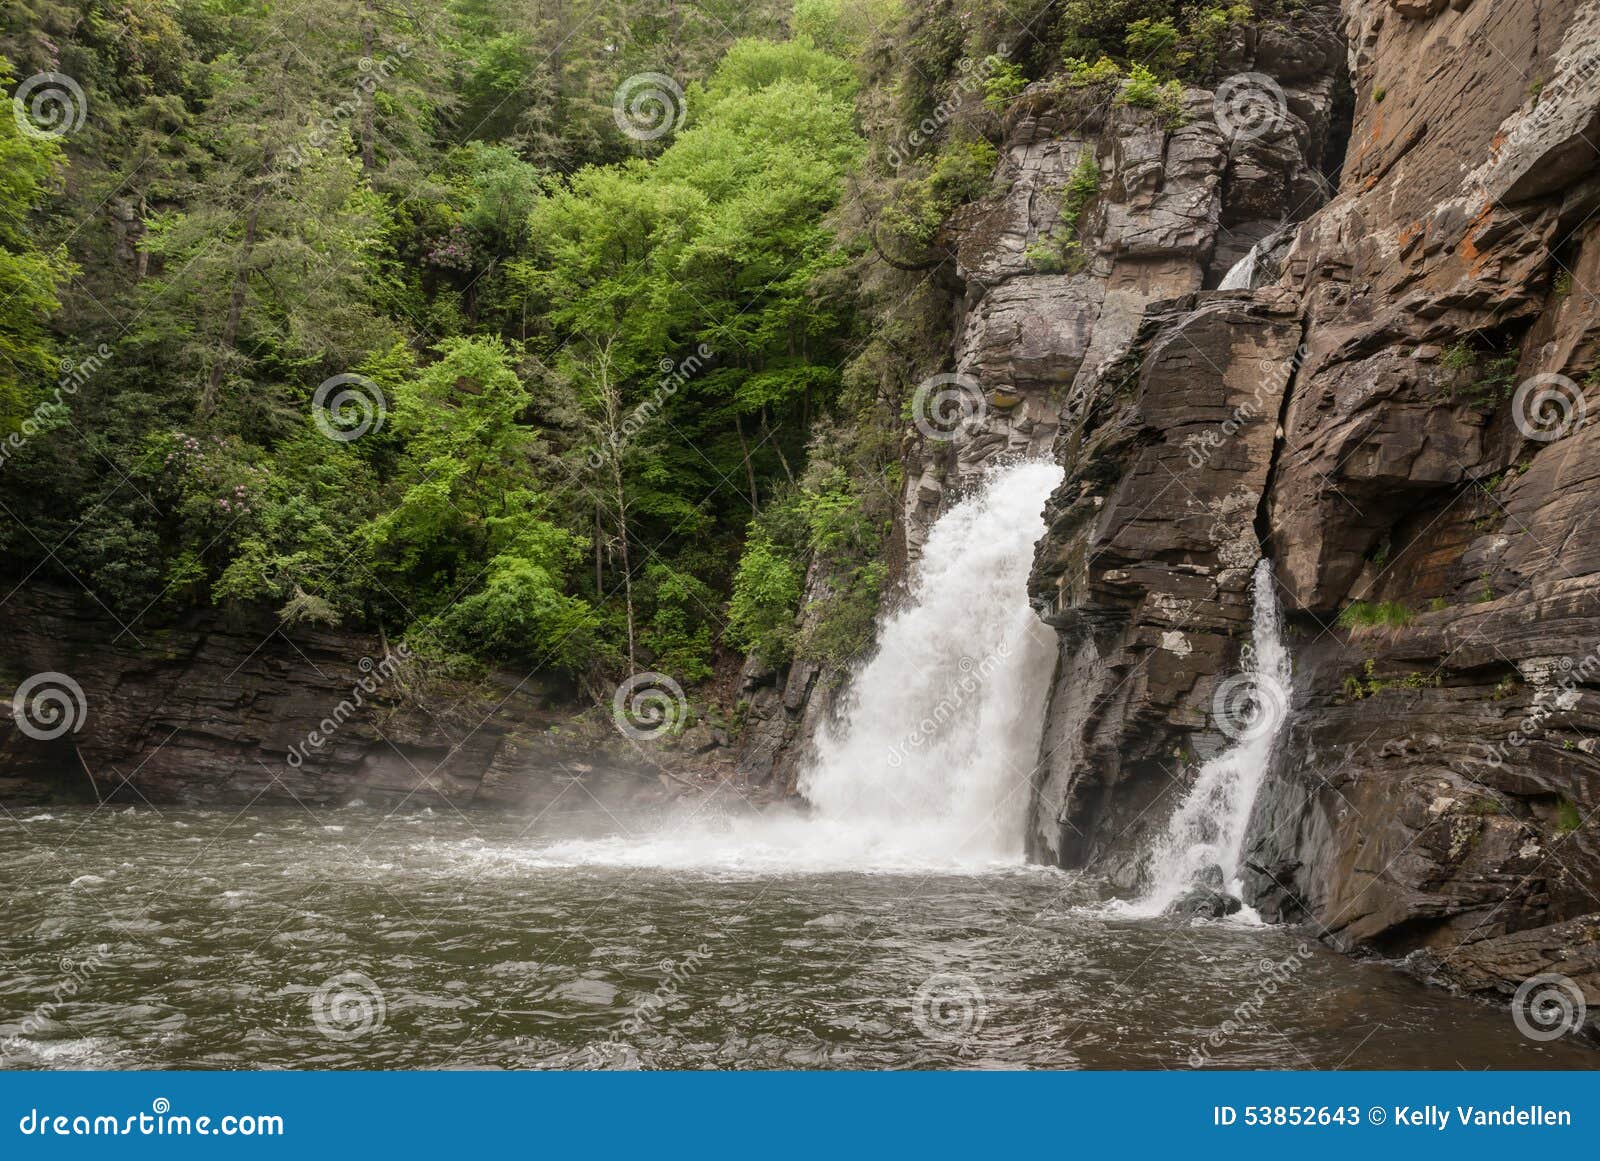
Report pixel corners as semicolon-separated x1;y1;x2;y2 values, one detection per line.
359;14;378;173
734;412;758;513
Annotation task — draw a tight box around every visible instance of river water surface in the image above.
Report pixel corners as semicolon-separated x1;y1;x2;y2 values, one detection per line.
3;805;1592;1070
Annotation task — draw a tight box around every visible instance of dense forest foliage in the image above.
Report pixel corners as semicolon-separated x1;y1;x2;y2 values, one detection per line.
0;0;1285;698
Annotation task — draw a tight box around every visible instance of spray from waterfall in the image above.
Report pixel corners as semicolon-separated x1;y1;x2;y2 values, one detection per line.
1130;559;1292;916
527;459;1064;872
1219;243;1260;291
799;459;1064;861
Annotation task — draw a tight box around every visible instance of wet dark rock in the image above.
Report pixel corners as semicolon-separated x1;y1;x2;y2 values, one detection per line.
1169;886;1245;920
0;589;665;811
1031;0;1600;1011
1166;865;1245;918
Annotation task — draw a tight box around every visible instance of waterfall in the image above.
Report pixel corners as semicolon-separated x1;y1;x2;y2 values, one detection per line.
531;460;1064;872
1219;242;1260;291
1130;559;1292;915
799;460;1064;861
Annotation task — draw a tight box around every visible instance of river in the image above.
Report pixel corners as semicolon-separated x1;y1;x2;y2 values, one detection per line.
2;805;1592;1069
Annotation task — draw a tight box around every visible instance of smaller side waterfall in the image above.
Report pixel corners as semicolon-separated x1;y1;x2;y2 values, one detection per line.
1219;243;1260;291
1131;559;1292;917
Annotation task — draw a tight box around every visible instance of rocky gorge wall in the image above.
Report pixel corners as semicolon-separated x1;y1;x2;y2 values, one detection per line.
1027;0;1600;1011
735;3;1350;789
0;590;693;813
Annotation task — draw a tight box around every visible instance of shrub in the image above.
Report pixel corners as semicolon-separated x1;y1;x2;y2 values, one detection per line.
1337;600;1415;629
1026;149;1099;273
1119;63;1186;126
982;57;1027;111
726;536;804;665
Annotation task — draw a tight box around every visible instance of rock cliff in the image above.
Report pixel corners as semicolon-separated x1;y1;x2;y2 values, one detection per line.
1029;0;1600;1012
0;590;678;812
737;3;1349;788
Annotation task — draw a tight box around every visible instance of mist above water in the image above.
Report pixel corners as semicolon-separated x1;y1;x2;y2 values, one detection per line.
534;460;1063;874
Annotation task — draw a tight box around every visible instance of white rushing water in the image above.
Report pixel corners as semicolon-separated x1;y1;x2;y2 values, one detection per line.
799;459;1064;860
528;460;1064;873
1218;243;1260;291
1128;559;1292;916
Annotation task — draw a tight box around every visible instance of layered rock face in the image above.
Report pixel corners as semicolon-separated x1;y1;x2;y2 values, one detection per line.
738;7;1348;786
1031;0;1600;1009
0;590;666;811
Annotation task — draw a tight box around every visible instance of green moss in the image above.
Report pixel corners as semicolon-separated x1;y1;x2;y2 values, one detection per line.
1056;1;1253;84
880;137;1000;246
1440;342;1521;413
1341;657;1441;700
1337;600;1414;629
1557;798;1583;834
1118;63;1186;127
1026;149;1100;273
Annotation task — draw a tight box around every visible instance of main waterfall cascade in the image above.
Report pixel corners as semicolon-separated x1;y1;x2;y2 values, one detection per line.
1126;559;1293;918
532;460;1064;872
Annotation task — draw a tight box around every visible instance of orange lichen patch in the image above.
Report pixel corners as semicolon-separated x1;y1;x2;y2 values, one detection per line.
1489;129;1508;160
1457;201;1497;277
1397;220;1426;251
